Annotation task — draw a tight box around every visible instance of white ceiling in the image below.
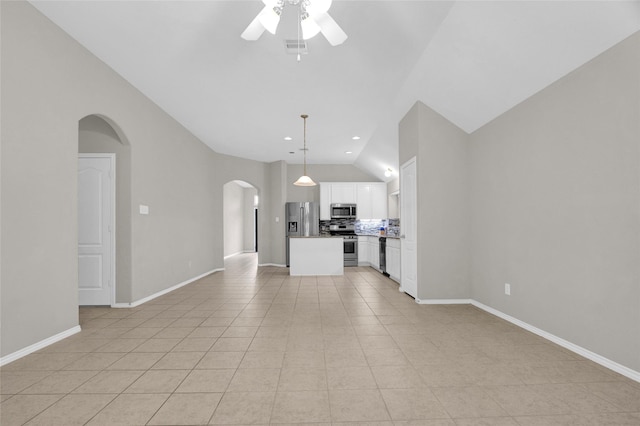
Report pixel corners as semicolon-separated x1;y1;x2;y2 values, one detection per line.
31;1;640;181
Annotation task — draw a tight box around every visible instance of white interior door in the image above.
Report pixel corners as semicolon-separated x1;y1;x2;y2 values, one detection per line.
78;154;115;306
400;157;418;299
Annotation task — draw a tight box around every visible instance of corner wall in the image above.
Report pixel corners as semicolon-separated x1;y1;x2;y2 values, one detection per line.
0;2;272;358
470;32;640;372
399;102;471;301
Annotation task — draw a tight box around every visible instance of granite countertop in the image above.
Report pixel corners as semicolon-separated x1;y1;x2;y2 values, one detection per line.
356;233;400;239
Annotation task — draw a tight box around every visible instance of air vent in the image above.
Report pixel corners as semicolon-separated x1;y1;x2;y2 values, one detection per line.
284;39;308;55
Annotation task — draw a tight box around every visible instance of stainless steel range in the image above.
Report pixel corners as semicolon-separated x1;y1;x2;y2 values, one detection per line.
329;223;358;267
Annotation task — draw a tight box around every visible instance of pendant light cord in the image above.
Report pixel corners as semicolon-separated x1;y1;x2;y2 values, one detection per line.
302;114;308;175
297;5;301;62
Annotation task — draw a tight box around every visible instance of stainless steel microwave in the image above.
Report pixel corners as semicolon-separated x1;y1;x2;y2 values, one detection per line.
330;203;357;219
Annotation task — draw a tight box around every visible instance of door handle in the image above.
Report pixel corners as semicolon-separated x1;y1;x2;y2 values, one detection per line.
400;235;406;239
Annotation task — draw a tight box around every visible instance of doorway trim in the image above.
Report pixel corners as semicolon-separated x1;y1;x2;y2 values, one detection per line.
78;153;116;306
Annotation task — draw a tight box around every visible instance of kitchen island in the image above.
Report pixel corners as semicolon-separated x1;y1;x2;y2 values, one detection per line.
289;236;343;276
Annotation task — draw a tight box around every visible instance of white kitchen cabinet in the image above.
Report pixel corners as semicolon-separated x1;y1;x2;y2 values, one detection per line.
358;239;369;266
319;183;331;220
356;184;372;219
369;237;380;270
386;238;401;282
320;182;387;220
356;183;388;220
331;183;357;204
371;184;388;220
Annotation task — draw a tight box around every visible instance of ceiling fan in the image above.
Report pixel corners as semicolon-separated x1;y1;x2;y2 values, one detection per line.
241;0;348;46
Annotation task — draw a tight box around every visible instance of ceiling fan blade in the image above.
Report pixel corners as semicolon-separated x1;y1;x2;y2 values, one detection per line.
301;15;321;40
314;12;347;46
241;13;267;41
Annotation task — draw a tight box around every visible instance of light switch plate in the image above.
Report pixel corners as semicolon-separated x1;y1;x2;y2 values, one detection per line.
139;204;149;215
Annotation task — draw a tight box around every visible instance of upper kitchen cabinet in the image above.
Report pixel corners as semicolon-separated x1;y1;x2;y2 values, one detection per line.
331;183;357;204
320;182;387;220
356;184;372;220
357;183;387;220
319;184;332;220
319;182;357;220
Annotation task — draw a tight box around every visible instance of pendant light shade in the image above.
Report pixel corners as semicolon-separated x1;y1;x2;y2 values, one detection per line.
293;174;316;186
294;114;317;187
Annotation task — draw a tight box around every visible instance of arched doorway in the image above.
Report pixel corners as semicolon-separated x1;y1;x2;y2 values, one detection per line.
223;180;259;267
78;115;132;305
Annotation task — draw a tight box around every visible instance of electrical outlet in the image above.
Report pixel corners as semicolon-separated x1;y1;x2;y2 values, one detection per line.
188;260;192;268
505;283;511;296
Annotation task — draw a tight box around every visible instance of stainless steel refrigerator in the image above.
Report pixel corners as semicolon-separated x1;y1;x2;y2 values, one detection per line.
285;202;320;266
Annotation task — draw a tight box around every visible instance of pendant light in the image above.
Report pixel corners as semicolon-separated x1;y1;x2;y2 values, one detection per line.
293;114;317;186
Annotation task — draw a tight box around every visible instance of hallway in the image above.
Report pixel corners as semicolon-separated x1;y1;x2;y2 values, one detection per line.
1;254;638;425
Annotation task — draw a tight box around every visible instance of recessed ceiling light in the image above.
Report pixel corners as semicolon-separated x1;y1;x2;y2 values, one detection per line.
284;136;292;141
345;151;352;154
352;136;360;140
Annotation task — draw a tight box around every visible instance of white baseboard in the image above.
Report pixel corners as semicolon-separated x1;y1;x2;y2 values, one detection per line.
224;251;244;260
0;325;82;367
112;268;222;308
470;300;640;383
258;263;286;267
417;298;473;305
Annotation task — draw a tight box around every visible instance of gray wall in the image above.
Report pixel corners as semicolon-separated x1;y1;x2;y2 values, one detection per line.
0;2;275;357
470;32;640;371
399;102;471;301
268;161;288;266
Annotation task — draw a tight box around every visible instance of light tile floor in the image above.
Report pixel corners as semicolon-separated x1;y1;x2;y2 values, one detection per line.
2;253;639;425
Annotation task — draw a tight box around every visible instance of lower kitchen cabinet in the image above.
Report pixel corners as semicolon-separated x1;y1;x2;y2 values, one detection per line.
386;238;401;282
369;238;379;270
358;239;369;265
357;236;380;270
358;236;399;282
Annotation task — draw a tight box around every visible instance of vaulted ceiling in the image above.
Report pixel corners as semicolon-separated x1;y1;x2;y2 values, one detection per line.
31;1;640;181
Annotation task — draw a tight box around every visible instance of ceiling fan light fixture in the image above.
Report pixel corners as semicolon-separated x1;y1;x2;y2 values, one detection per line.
301;13;321;40
258;0;284;34
242;0;346;52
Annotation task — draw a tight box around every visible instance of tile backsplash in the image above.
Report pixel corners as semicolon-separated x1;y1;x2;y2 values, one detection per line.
355;219;401;237
322;218;400;237
355;219;384;235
